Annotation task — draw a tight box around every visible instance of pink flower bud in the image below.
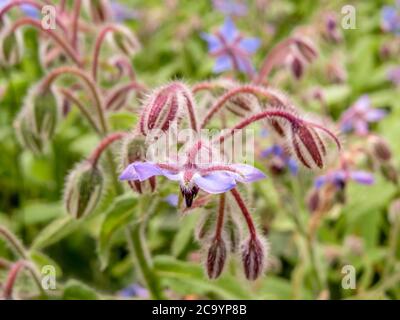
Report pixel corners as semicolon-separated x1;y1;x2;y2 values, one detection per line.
139;82;193;136
241;236;266;280
290;55;304;80
206;237;227;279
291;122;325;169
368;136;392;162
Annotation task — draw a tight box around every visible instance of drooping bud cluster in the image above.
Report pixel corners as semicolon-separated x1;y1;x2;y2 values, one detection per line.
107;25;141;58
288;37;318;80
64;161;105;219
14;83;60;154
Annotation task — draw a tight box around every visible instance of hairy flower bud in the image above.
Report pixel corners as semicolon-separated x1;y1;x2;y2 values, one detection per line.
120;134;156;193
206;237;227;279
291;122;326;169
0;17;24;66
64;162;104;219
294;37;318;64
84;0;111;23
241;236;266;280
307;188;320;213
14;109;44;154
139;82;192;136
369;136;392;162
108;26;141;57
381;163;398;185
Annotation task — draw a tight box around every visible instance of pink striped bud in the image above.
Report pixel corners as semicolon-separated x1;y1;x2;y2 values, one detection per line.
206;237;227;279
241;236;266;280
291;122;326;169
368;136;392;162
139;82;193;136
290;55;304;80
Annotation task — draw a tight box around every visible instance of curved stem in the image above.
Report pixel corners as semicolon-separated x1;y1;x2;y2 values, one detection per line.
105;82;146;110
0;226;27;259
214;194;226;240
0;0;68;33
71;0;82;50
92;25;120;81
42;66;107;133
201;85;287;128
59;88;101;134
2;260;45;299
230;188;257;239
8;18;82;67
253;38;295;85
88;132;127;167
125;197;164;300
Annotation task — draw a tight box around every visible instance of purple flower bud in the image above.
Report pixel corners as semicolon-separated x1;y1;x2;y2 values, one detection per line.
294;37;318;64
206;237;227;279
241;236;266;280
139;82;193;136
307;188;320;213
120;134;156;194
64;162;105;219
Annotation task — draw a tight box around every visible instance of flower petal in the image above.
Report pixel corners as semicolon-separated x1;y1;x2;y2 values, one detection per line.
366;109;386;122
193;172;236;194
220;17;237;43
230;164;266;182
119;162;163;181
213;55;232;73
239;38;260;53
350;171;374;185
201;32;223;53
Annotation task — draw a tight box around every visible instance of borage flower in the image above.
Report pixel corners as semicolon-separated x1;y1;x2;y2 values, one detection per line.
381;1;400;35
119;161;266;207
339;95;386;136
260;144;298;175
201;17;260;75
315;169;374;190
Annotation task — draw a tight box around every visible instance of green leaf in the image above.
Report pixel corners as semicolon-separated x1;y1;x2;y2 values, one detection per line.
154;255;254;299
98;194;138;270
63;280;99;300
171;213;198;257
19;202;63;225
29;250;63;278
31;215;80;250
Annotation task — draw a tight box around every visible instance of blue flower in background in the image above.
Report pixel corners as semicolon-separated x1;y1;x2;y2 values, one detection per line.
261;144;298;176
0;0;40;19
165;194;179;207
212;0;248;17
315;169;374;190
381;1;400;35
201;17;260;75
110;1;138;22
119;284;149;299
339;95;386;136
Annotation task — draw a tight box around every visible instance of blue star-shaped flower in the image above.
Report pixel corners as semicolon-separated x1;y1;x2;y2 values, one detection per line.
201;17;260;75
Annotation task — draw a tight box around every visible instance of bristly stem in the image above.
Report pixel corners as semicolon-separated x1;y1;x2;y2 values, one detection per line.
71;0;82;51
105;82;146;110
200;85;287;128
92;25;120;81
214;194;226;240
2;260;45;299
125;197;164;300
59;88;101;134
88;132;127;167
42;66;108;133
0;0;68;33
8;18;82;66
231;188;257;239
0;226;27;259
